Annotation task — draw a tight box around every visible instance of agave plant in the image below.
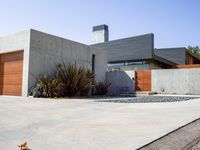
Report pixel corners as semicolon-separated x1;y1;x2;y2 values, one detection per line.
56;62;95;97
34;74;64;98
77;68;95;96
94;81;111;95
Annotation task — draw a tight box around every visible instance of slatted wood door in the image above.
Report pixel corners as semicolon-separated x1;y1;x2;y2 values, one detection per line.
135;70;151;91
0;51;23;96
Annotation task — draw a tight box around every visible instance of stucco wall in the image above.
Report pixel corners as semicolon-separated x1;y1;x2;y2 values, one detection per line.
106;71;135;96
152;68;200;95
29;29;107;90
0;30;31;96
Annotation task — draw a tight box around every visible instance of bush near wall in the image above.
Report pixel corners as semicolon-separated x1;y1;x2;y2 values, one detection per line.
93;81;111;95
31;63;96;98
31;74;65;98
56;63;95;97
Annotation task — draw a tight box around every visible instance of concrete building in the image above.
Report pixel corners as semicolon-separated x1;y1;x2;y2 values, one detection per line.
92;25;109;44
152;68;200;95
0;29;107;96
91;25;200;71
154;47;200;65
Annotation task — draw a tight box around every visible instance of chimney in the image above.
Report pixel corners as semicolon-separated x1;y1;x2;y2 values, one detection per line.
92;24;109;44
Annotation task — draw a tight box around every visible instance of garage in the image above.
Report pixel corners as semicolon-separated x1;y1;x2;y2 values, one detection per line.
0;51;23;96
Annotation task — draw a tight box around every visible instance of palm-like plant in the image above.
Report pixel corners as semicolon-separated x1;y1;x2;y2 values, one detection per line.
37;74;64;98
77;68;95;96
94;81;111;95
56;63;95;97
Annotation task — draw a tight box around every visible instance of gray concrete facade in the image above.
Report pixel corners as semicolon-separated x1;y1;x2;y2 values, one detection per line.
92;25;109;44
152;68;200;95
154;47;187;64
106;68;200;95
0;29;107;96
92;33;154;63
0;30;31;97
91;25;200;71
29;30;107;91
106;71;135;96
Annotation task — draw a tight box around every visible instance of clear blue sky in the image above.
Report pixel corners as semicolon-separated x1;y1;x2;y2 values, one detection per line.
0;0;199;48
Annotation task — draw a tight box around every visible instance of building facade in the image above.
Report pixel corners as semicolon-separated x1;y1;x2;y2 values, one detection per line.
91;25;200;71
0;29;107;96
154;47;200;65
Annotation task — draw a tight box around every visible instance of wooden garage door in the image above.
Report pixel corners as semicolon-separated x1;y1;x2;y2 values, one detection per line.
135;70;151;91
0;51;23;96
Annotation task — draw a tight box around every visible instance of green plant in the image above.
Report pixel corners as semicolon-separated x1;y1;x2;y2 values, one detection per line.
188;45;200;55
77;69;95;96
34;74;64;98
56;63;95;97
94;81;111;95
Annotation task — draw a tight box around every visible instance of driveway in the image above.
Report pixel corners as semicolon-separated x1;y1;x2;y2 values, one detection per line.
0;96;200;150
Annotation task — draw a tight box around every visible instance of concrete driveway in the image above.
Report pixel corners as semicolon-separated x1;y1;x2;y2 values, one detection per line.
0;96;200;150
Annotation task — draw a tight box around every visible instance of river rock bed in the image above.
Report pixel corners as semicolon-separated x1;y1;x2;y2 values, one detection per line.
96;96;199;103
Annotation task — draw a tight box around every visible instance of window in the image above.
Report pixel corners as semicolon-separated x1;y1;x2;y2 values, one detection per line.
92;54;95;73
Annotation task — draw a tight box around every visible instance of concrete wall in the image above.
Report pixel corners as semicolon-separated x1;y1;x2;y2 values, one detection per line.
106;71;135;96
92;25;109;44
0;30;31;96
92;33;154;63
29;29;107;91
92;30;109;44
154;48;186;65
152;68;200;95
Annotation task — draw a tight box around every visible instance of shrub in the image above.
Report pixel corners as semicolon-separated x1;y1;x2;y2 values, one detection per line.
56;63;95;97
33;74;64;98
75;69;95;96
32;62;95;98
94;81;111;95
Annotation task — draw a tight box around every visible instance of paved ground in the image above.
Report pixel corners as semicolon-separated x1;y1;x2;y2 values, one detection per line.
138;118;200;150
190;140;200;150
0;96;200;150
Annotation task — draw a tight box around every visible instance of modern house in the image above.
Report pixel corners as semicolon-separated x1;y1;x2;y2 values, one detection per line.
154;47;200;65
91;25;200;71
0;29;107;96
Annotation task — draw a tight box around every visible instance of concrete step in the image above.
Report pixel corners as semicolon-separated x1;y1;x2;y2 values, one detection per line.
119;93;136;97
135;91;156;96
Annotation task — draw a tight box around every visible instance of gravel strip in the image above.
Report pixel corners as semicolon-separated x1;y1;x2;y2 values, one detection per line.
190;140;200;150
138;118;200;150
96;96;199;103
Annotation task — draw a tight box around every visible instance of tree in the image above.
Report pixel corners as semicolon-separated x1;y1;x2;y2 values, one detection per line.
188;45;200;55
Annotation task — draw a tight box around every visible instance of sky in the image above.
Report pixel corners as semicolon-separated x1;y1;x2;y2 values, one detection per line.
0;0;199;48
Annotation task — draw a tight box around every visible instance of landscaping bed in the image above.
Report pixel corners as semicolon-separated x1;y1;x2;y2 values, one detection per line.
96;96;199;103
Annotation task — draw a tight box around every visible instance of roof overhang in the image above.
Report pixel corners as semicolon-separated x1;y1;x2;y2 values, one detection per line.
152;54;177;66
186;49;200;60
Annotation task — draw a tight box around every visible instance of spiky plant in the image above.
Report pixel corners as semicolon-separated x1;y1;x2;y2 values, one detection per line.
37;74;64;98
77;68;95;96
94;81;111;95
56;62;95;97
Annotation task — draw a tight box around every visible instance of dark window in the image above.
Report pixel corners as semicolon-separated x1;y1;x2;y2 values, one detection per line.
108;61;146;67
186;55;189;64
92;54;95;73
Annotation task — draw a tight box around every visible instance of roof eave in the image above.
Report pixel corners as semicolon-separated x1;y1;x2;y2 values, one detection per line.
152;54;177;66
